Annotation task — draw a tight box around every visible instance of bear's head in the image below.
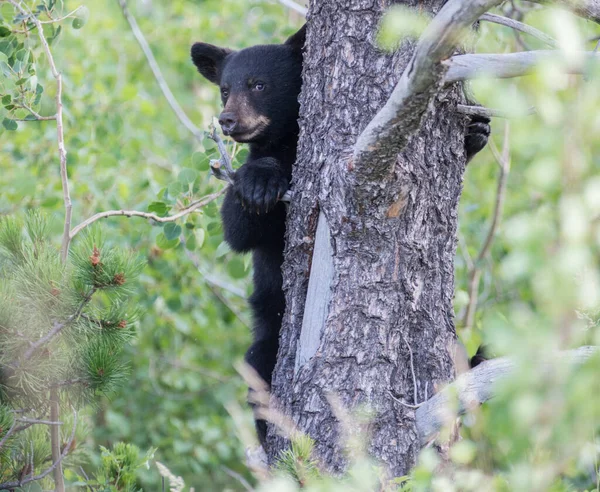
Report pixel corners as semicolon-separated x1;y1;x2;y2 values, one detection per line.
191;25;305;146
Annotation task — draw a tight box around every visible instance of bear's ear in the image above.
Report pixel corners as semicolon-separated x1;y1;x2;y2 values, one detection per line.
190;42;233;85
284;24;306;53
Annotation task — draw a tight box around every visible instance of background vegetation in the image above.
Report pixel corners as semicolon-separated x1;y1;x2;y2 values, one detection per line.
0;0;599;490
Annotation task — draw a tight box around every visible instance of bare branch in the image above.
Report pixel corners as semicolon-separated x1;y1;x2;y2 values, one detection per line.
208;125;293;202
0;419;18;450
456;104;536;118
415;346;599;445
14;103;56;121
278;0;308;15
9;0;73;263
444;51;600;84
529;0;600;24
69;189;226;239
116;0;203;142
208;125;235;183
221;466;253;492
38;6;83;24
462;123;510;330
16;417;63;425
479;13;557;47
353;0;504;174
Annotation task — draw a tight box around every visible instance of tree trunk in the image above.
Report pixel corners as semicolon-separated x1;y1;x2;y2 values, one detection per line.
270;0;469;476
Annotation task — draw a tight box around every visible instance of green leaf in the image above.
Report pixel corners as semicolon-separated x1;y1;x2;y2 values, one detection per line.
48;25;62;45
163;223;182;241
2;118;17;131
0;61;11;77
2;94;11;105
184;230;196;250
147;201;169;217
202;136;217;151
72;6;90;30
195;228;205;248
227;258;246;279
0;26;11;38
35;83;43;95
215;241;231;258
192;152;210;171
178;168;199;185
156;232;179;250
167;181;184;196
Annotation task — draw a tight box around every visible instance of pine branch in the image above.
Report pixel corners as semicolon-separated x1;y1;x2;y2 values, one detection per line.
0;408;78;489
19;294;92;363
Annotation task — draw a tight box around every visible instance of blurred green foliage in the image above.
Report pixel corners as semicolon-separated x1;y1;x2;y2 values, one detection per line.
1;0;302;490
1;0;599;491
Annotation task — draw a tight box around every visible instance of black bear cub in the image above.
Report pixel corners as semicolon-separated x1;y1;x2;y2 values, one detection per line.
191;26;306;445
191;25;490;446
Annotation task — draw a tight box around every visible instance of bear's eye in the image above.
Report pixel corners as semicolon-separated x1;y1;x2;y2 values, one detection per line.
221;88;229;98
253;82;265;91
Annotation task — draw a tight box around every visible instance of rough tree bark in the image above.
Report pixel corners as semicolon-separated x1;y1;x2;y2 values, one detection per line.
269;0;471;476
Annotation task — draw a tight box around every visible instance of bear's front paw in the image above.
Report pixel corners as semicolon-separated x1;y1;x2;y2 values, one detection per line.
465;114;491;162
233;161;289;214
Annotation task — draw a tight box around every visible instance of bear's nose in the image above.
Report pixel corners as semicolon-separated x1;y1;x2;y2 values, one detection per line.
218;112;237;135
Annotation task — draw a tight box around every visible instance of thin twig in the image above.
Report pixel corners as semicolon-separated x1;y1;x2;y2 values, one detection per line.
390;333;430;409
9;0;72;265
277;0;308;15
462;121;510;330
221;466;253;492
37;6;83;24
21;295;91;362
16;417;63;425
208;125;293;202
0;419;18;449
456;104;536;118
15;103;56;121
0;408;78;490
116;0;203;142
479;13;557;47
69;189;226;239
208;125;235;183
183;247;251;328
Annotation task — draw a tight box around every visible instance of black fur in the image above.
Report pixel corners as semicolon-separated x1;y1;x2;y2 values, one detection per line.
465;114;491;162
191;24;490;446
191;26;305;446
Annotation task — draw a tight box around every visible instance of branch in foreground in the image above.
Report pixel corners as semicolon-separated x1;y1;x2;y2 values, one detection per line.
278;0;308;15
415;346;599;445
69;189;226;239
444;51;600;84
529;0;600;24
352;0;504;174
456;104;536;118
479;13;557;48
208;126;293;203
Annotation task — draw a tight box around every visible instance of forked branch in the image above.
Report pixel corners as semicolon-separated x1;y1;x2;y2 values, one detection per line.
353;0;505;175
